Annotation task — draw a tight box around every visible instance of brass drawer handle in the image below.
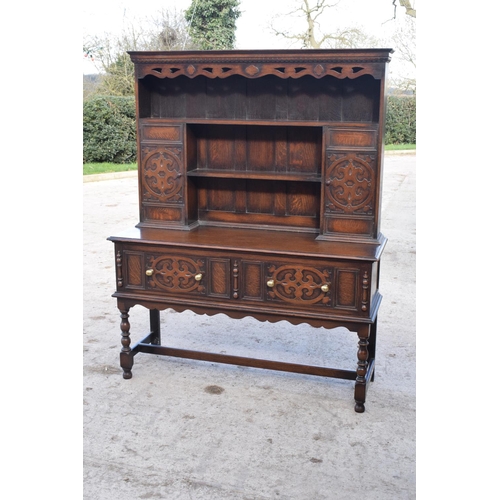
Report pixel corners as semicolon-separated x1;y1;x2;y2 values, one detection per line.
321;284;330;293
145;269;154;276
267;279;275;288
195;273;203;281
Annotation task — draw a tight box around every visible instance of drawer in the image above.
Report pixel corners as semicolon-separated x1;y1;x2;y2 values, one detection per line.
264;262;332;308
238;259;333;310
145;253;208;295
119;249;233;299
116;247;373;317
241;260;367;315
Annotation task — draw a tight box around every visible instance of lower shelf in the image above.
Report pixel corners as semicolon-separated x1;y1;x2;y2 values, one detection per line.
132;332;358;381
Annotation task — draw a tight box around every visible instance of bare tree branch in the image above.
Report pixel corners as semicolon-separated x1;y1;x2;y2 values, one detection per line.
271;0;378;49
399;0;416;18
385;0;416;24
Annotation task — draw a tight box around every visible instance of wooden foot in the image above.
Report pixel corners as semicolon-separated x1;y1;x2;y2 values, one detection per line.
355;402;365;413
119;306;133;379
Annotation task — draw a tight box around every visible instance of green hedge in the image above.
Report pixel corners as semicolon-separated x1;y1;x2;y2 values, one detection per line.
83;96;136;164
83;94;416;164
385;95;416;145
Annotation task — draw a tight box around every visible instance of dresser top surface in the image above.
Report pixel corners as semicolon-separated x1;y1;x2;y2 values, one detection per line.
109;226;386;262
128;49;394;67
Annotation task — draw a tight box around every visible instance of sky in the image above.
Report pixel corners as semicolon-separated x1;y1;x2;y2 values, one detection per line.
83;0;411;75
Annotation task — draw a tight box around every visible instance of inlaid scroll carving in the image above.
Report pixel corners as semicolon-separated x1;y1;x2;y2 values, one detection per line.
142;146;183;203
146;255;206;294
266;264;331;306
325;153;375;214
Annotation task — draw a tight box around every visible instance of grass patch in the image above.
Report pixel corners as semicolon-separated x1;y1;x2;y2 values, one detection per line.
385;143;416;151
83;162;137;175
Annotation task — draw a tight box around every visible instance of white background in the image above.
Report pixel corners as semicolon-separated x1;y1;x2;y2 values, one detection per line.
83;0;405;74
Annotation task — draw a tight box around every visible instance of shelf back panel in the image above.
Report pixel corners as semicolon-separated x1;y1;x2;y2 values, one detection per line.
195;177;321;231
138;74;379;123
187;124;322;175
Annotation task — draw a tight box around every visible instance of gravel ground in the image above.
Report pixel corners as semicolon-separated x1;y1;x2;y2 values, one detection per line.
82;153;416;499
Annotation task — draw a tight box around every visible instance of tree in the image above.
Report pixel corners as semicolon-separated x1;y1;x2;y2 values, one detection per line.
83;8;193;98
389;13;416;94
148;8;197;51
387;1;416;20
271;0;378;49
397;1;416;18
185;0;241;50
269;0;416;94
83;31;137;96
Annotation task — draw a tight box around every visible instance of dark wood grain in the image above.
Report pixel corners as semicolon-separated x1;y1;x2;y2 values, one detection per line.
110;49;392;412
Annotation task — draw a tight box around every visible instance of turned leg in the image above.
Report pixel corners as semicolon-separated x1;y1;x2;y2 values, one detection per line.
354;325;371;413
119;306;133;379
150;309;161;345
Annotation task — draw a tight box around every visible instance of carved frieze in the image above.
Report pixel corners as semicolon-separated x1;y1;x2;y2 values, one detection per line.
136;63;378;80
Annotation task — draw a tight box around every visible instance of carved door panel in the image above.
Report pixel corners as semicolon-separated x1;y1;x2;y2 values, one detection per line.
142;145;184;204
138;123;188;228
320;125;379;241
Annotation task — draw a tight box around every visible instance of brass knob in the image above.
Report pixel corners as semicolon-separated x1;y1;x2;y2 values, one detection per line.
267;279;275;288
321;284;329;293
194;273;203;281
145;269;154;276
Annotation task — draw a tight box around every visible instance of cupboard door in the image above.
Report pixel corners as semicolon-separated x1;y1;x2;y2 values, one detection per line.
320;125;379;241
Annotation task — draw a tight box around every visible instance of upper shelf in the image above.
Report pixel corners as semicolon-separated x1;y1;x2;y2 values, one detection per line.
138;72;381;123
187;169;322;183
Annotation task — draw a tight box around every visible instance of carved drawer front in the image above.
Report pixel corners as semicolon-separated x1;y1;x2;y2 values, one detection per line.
237;259;370;314
145;254;207;296
265;262;333;308
119;248;235;299
117;248;371;315
142;253;234;299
